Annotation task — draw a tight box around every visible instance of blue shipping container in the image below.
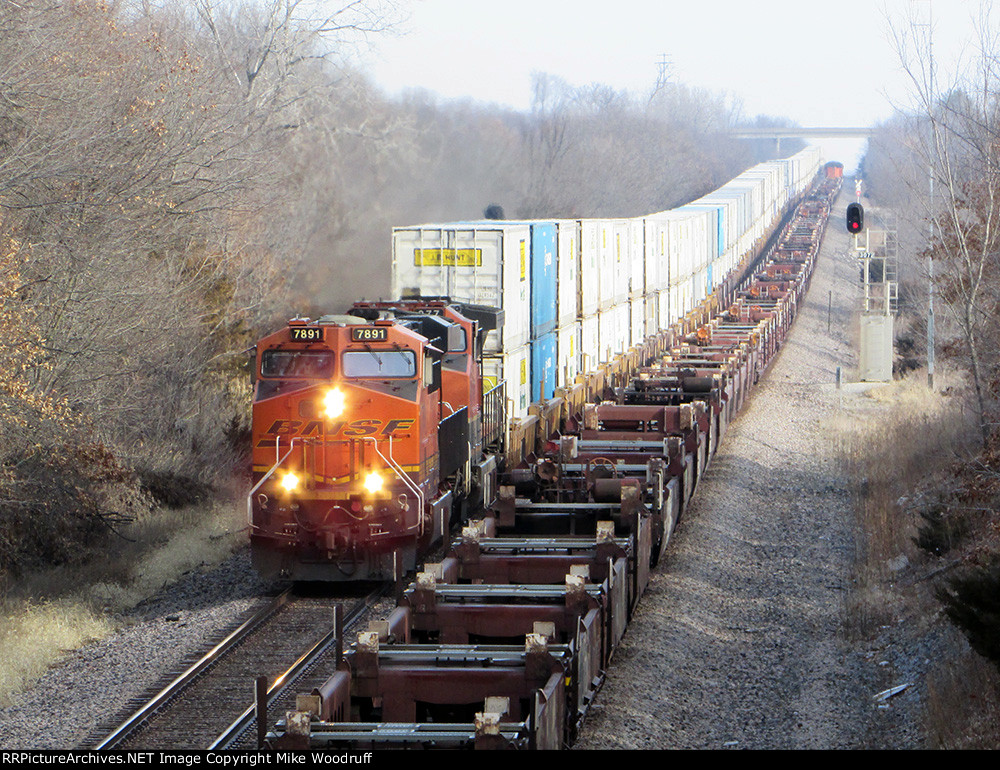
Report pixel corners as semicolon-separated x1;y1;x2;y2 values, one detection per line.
529;223;558;338
531;331;558;403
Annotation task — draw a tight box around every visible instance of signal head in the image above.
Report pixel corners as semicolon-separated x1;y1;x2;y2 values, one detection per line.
846;202;864;234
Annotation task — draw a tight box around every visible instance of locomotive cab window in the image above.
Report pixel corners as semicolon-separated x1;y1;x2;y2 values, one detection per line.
449;327;467;353
343;350;416;378
261;350;334;378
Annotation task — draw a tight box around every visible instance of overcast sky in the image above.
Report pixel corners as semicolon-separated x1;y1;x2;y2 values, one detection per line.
355;0;982;171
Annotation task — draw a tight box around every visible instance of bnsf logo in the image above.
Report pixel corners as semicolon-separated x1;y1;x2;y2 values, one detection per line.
258;418;414;445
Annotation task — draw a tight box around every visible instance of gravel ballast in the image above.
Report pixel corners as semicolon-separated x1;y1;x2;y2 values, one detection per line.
577;187;922;749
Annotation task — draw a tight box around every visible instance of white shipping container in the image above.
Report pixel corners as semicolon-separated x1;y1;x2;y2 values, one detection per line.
556;221;580;327
797;146;821;188
645;292;660;335
629;218;645;298
658;287;671;330
599;305;629;361
654;210;704;290
643;217;667;293
669;281;692;325
690;209;711;273
629;296;645;346
598;309;614;362
614;220;631;304
482;344;532;421
556;321;582;387
580;221;601;317
719;246;736;285
597;220;630;310
392;224;531;354
615;303;631;353
580;314;600;371
693;266;709;306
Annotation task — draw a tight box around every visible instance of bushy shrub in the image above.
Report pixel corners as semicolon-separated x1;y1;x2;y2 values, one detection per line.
0;443;146;577
937;558;1000;671
915;505;968;555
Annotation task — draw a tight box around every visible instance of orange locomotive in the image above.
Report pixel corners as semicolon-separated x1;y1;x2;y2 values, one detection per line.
248;300;502;581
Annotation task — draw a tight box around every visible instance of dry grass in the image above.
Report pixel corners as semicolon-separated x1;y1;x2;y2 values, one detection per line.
84;497;246;610
0;493;246;707
0;600;113;707
925;641;1000;749
841;370;1000;747
841;372;971;641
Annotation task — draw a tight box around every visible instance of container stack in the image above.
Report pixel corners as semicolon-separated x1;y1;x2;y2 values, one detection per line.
391;146;824;420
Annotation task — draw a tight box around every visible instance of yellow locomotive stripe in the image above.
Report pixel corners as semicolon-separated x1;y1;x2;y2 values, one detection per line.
252;464;421;476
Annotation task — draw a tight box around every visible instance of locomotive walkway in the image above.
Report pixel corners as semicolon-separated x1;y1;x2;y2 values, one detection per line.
578;187;900;749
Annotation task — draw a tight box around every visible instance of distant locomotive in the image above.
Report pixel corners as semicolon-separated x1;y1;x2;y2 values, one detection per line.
249;300;503;581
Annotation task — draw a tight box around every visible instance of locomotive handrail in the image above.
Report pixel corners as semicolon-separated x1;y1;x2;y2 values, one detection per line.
247;437;302;529
362;435;426;536
482;381;506;450
249;434;426;536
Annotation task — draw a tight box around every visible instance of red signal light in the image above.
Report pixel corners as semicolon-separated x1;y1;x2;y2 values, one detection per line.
846;203;864;234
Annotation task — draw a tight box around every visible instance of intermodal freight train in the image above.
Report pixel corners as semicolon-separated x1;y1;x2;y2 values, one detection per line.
260;171;842;750
249;147;823;583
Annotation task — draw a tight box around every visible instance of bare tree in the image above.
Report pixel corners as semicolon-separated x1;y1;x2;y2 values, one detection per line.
0;0;403;474
887;5;1000;444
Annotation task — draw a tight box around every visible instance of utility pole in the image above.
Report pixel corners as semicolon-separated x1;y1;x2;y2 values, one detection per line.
914;0;936;388
649;53;673;106
655;53;672;92
927;1;935;390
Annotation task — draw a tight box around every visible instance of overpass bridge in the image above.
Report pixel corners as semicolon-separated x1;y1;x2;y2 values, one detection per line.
731;126;875;154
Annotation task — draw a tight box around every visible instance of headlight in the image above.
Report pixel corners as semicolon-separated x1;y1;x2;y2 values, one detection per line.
364;471;384;494
324;388;345;419
280;472;300;492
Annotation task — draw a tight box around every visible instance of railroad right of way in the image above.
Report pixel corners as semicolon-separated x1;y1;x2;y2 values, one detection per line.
576;185;903;750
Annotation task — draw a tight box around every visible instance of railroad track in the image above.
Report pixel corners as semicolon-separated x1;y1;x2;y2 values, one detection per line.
87;585;387;750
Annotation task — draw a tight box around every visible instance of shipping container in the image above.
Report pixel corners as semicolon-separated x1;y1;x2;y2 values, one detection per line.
556;321;582;387
629;218;645;298
482;344;531;420
392;149;822;396
658;287;671;330
531;331;558;403
629;296;645;347
644;292;660;335
392;224;531;354
668;281;691;326
580;314;600;371
596;220;630;310
529;223;558;338
556;221;580;327
598;304;630;361
642;217;668;294
580;221;601;317
649;209;710;296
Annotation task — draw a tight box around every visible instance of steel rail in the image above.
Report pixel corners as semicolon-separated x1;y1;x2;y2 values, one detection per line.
208;586;386;750
93;588;293;750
